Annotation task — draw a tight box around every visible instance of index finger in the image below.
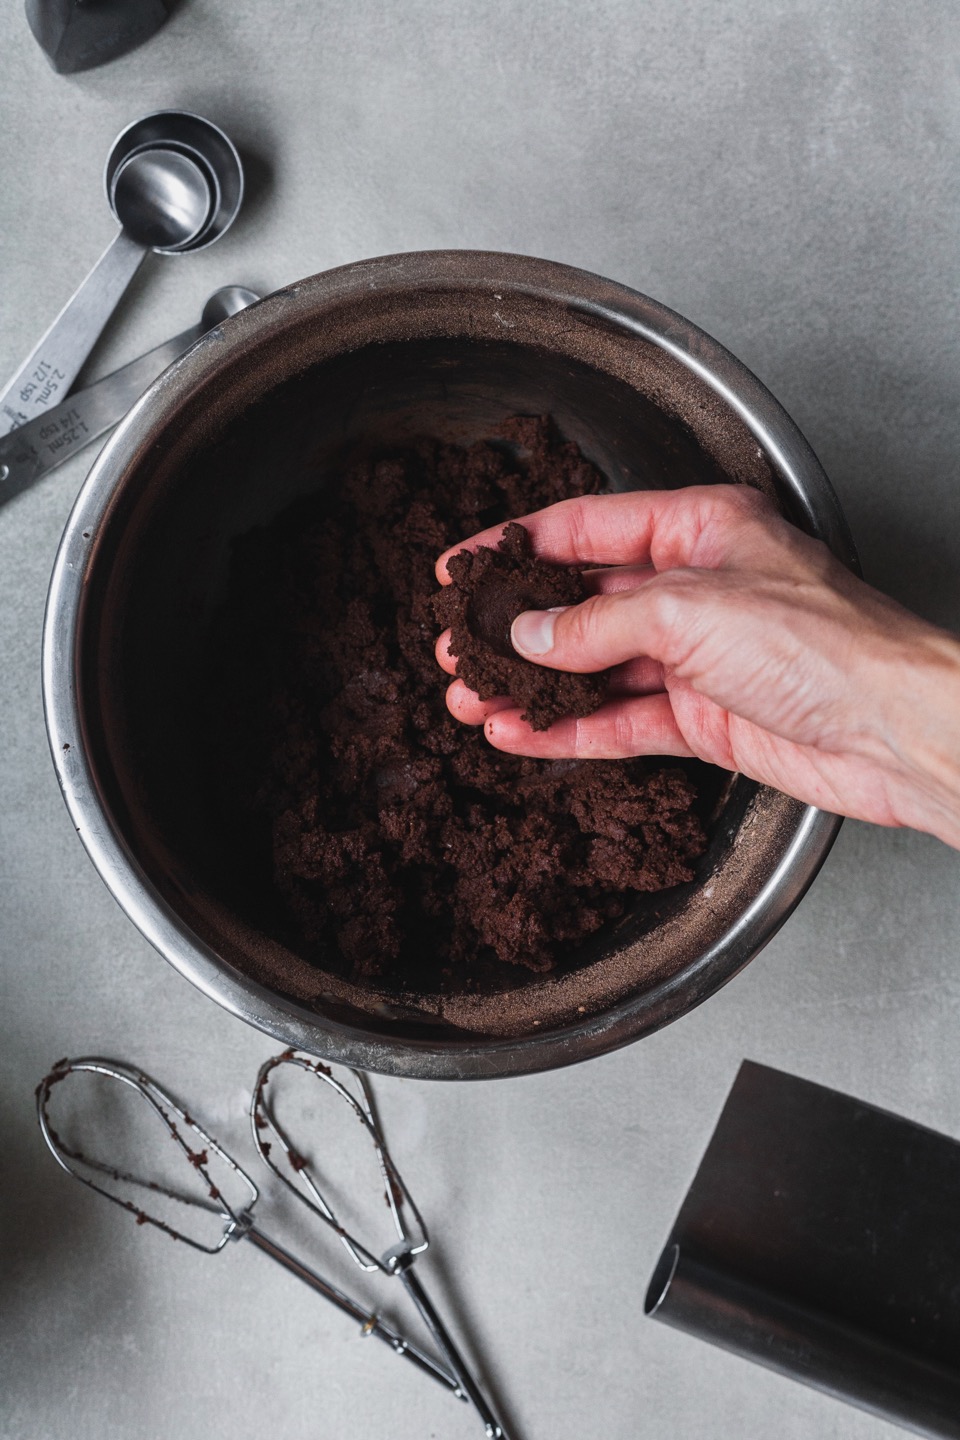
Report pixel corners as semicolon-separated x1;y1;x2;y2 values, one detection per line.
435;485;776;583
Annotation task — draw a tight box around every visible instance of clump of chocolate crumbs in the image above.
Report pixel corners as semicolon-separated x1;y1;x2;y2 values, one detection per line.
433;521;609;730
208;416;708;987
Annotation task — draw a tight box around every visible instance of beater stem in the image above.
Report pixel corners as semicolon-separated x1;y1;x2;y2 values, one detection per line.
398;1261;509;1437
245;1225;464;1395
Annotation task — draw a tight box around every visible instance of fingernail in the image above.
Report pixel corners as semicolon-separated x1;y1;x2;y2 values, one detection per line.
511;607;564;656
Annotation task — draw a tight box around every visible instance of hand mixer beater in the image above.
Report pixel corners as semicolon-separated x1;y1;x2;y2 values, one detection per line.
36;1053;512;1437
252;1050;510;1438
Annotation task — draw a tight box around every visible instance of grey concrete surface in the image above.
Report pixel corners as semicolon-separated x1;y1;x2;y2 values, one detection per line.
2;2;959;1437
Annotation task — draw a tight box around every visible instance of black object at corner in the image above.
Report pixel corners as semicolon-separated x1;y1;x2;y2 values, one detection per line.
646;1060;960;1438
25;0;172;74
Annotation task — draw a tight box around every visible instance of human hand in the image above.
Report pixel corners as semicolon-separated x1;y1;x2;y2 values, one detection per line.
435;485;960;849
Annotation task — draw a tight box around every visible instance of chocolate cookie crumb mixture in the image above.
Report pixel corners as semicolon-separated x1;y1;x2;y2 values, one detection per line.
210;416;708;991
434;521;609;731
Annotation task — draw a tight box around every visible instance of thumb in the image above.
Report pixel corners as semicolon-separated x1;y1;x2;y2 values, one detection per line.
506;584;673;673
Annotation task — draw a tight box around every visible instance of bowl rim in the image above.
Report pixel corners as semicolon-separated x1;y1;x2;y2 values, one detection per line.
42;249;849;1079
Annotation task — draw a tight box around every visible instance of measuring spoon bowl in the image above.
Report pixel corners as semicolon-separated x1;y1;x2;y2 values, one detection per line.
110;148;212;252
110;139;223;250
104;110;244;252
200;285;260;327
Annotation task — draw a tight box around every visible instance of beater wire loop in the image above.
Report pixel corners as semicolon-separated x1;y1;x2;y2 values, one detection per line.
250;1051;428;1274
36;1056;257;1253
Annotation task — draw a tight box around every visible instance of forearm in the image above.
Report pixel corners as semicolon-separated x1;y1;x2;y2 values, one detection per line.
879;628;960;849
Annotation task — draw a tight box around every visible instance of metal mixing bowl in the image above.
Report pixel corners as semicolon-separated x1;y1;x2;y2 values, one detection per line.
42;251;856;1079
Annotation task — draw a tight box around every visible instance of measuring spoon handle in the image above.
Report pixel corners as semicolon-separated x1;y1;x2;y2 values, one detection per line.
0;321;199;506
0;228;147;437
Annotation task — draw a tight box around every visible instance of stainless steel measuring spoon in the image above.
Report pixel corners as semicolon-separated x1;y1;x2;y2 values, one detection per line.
0;110;244;437
0;286;259;504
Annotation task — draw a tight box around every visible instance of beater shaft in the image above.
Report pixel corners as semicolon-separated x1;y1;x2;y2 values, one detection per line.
398;1262;509;1438
245;1225;464;1394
